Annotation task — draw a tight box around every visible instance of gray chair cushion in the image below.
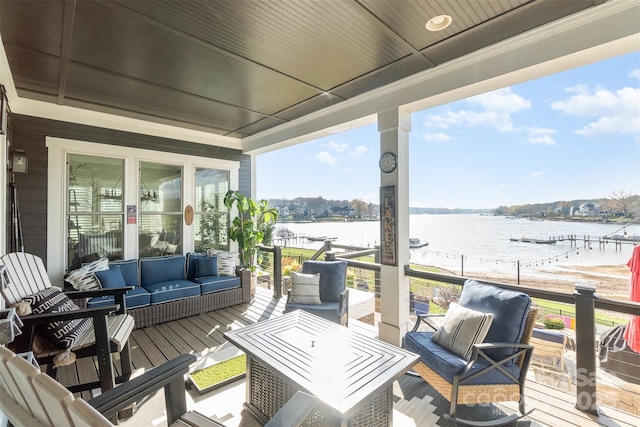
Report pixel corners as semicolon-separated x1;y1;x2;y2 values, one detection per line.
301;260;347;302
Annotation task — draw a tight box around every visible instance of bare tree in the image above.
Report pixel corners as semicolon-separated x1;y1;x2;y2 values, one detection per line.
607;189;633;218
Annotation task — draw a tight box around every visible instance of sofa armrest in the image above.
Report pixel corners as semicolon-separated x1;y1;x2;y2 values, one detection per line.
237;268;251;302
89;353;196;424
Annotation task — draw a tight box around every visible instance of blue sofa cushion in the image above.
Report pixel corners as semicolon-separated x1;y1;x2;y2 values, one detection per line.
196;256;218;278
186;253;206;281
140;255;186;286
95;265;127;289
458;279;531;362
142;279;201;305
109;259;139;287
301;260;347;302
404;331;521;385
195;275;241;294
284;302;342;322
87;286;151;309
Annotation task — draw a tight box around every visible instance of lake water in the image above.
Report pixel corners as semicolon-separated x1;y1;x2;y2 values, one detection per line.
276;214;639;279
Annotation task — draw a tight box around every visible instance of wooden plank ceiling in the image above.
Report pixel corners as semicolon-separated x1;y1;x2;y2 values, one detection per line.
0;0;604;138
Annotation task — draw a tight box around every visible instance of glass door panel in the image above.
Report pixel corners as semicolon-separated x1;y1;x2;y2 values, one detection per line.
67;154;124;271
139;162;183;258
194;168;230;252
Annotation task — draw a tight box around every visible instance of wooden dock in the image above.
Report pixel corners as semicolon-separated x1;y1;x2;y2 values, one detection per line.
552;234;640;249
510;234;640;249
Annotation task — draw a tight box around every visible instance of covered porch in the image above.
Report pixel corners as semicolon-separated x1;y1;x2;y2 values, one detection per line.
52;286;636;427
0;1;639;425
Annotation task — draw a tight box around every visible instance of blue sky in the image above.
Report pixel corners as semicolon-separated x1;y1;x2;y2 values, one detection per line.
257;51;640;209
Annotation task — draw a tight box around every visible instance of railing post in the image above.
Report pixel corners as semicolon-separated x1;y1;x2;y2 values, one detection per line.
573;284;598;415
273;245;282;298
325;251;336;261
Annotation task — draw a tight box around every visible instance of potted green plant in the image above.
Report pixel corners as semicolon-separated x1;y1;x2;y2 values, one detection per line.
223;190;278;295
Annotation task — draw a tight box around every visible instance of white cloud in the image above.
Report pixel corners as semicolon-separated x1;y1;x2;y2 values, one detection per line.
421;132;451;142
521;127;556;145
423;87;531;133
350;145;368;157
315;151;337;165
551;86;640;137
344;167;357;174
529;171;545;181
326;140;349;152
468;88;531;113
630;69;640;81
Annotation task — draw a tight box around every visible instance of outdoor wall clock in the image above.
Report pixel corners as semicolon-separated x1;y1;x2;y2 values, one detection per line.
379;152;397;173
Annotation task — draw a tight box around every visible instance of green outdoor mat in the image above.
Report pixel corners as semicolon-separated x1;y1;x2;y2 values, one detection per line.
188;354;246;394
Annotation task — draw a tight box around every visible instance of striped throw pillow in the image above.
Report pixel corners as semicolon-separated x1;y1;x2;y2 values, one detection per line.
22;288;91;349
431;302;494;361
206;249;237;276
66;258;109;290
290;272;321;305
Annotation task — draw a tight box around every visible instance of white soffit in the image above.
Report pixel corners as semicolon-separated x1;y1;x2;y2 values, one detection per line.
242;0;640;155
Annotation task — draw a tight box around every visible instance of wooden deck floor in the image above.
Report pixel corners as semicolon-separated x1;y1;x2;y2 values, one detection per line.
59;287;637;427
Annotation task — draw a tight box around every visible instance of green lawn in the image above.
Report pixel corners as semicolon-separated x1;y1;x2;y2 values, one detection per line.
276;247;627;327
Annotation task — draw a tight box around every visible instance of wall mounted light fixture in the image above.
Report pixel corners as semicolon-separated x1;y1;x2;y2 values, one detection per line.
11;149;28;174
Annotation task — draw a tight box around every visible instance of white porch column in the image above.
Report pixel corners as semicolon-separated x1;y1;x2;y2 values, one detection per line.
378;107;411;346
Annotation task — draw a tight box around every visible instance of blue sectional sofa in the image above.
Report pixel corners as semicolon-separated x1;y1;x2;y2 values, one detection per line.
84;254;250;329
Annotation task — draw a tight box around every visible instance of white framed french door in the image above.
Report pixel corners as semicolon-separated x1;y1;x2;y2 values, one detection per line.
46;136;238;283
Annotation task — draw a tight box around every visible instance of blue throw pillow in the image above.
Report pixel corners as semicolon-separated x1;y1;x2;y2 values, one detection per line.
187;253;207;280
110;259;139;286
196;256;218;278
95;265;127;289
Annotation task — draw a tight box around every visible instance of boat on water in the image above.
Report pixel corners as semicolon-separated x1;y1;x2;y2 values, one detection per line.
306;236;338;242
409;238;429;249
510;237;556;244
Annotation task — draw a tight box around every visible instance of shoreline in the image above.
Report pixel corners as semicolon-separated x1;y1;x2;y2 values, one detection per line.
423;263;631;299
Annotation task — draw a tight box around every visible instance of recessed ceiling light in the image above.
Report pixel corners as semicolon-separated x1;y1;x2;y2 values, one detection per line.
426;15;452;31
